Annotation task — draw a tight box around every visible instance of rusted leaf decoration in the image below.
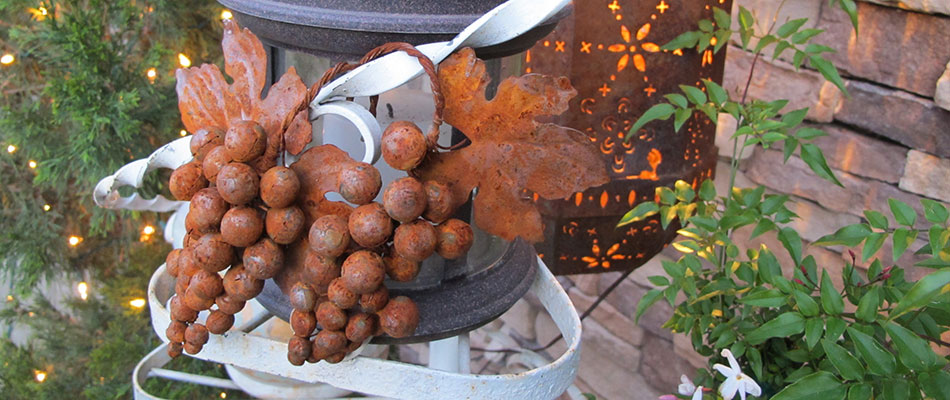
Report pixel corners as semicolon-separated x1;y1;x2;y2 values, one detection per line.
415;48;609;242
176;19;312;173
290;144;358;225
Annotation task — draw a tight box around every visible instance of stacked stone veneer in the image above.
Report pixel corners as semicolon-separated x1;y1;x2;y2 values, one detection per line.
408;1;949;399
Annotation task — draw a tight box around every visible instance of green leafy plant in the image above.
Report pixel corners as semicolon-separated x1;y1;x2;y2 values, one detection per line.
623;4;950;400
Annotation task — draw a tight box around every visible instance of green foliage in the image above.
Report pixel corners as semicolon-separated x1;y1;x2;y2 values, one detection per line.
0;242;247;399
0;0;221;292
0;1;245;398
623;4;950;399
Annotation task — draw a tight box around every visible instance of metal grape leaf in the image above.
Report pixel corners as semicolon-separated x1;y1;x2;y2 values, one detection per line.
291;144;359;225
416;48;609;242
176;19;312;173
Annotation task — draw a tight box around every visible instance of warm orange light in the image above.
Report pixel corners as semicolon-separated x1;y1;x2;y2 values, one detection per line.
34;370;47;383
0;54;14;65
28;160;37;169
146;67;157;82
220;10;233;20
180;129;188;137
636;24;650;41
68;236;83;247
77;281;88;300
129;298;146;308
6;144;16;153
5;295;12;302
633;54;646;72
178;53;191;68
220;392;228;399
43;204;51;211
140;225;156;242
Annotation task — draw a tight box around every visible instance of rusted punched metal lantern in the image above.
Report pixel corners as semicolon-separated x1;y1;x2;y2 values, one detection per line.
527;0;732;275
218;0;572;343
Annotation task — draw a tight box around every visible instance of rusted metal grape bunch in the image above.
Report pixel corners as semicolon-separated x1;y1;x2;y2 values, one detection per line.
162;118;474;365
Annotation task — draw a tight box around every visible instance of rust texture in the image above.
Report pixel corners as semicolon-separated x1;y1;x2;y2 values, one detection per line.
276;144;365;296
176;19;312;174
415;48;609;243
525;0;732;275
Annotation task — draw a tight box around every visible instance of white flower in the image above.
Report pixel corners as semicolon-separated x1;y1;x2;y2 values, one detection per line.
678;375;696;396
674;375;706;400
692;386;705;400
713;349;762;400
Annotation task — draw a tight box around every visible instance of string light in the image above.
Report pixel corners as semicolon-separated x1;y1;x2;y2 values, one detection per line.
220;392;227;398
129;298;146;308
146;67;157;83
6;144;15;153
29;6;48;19
34;370;47;383
180;129;188;137
220;10;233;20
28;160;37;169
178;53;191;68
77;281;88;300
140;224;156;242
43;204;51;211
68;235;83;247
0;54;14;65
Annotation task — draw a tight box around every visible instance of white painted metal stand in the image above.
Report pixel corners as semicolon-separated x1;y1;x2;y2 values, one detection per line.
133;258;580;399
95;0;583;398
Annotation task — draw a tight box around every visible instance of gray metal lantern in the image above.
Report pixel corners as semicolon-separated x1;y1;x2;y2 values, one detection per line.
218;0;571;343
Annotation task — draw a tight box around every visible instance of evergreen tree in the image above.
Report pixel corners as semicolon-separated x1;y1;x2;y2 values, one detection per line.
0;0;246;397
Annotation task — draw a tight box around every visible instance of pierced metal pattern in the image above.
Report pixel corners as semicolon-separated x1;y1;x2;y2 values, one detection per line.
528;0;732;275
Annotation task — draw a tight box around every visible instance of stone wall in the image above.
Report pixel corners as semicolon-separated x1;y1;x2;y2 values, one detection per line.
464;1;950;398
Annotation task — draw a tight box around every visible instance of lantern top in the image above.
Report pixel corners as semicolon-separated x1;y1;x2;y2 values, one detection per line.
218;0;570;59
221;0;509;34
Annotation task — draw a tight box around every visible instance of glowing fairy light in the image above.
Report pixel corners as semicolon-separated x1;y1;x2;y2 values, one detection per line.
180;129;188;137
34;370;47;383
140;225;156;242
77;281;88;300
6;144;16;153
221;10;233;20
178;53;191;68
129;298;146;308
0;54;14;65
28;160;37;169
43;204;51;211
146;67;157;82
68;235;83;247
